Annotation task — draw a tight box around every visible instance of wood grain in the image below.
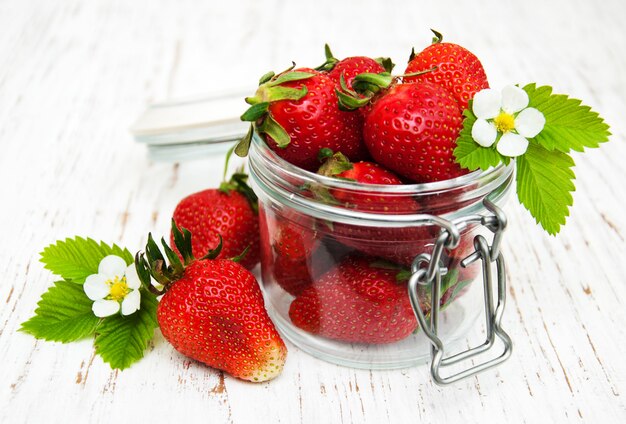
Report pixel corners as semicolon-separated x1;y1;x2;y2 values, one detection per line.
1;0;625;422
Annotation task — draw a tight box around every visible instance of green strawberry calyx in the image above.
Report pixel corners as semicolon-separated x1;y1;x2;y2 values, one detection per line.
336;67;437;111
317;149;354;178
219;147;259;213
134;220;224;296
314;43;395;73
236;64;316;157
408;29;444;62
314;44;340;72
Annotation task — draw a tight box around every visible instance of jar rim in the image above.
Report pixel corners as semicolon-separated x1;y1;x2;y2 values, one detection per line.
250;132;512;195
249;132;515;223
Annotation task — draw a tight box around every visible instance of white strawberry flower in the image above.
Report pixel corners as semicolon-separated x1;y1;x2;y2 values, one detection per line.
471;85;546;157
83;255;141;317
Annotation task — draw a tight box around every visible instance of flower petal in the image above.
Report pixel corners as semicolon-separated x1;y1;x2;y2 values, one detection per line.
472;88;501;119
501;85;529;114
515;107;545;138
471;119;498;147
497;133;529;157
93;299;120;317
84;274;110;300
121;289;141;315
125;264;142;289
98;255;127;279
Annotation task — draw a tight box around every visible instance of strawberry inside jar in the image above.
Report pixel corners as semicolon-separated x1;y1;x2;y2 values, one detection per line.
247;130;514;369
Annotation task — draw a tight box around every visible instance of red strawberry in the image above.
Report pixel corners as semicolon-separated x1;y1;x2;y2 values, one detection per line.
329;56;386;90
317;149;408;208
404;30;489;111
170;172;259;270
237;67;366;171
362;81;467;183
315;44;392;90
136;222;287;382
315;150;437;266
271;216;321;296
260;207;335;297
289;255;424;344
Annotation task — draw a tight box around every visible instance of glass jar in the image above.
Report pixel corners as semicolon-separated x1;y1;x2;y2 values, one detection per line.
248;132;515;372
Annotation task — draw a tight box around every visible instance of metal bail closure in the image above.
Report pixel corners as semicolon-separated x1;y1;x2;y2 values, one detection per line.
408;200;513;385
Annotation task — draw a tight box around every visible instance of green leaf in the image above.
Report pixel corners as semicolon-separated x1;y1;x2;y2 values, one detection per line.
40;237;133;283
523;83;611;152
94;289;159;370
20;280;100;342
516;143;576;235
240;102;269;122
258;71;275;85
235;124;254;157
257;114;291;148
267;71;315;87
454;108;507;170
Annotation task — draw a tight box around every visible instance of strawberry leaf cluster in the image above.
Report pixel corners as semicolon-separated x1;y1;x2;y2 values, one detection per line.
454;84;610;235
20;238;159;370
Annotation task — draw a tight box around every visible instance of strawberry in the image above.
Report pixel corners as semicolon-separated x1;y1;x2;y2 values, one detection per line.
259;207;335;297
315;150;437;266
271;215;321;296
170;172;259;270
361;81;467;183
404;30;489;111
237;66;366;171
317;149;409;207
136;221;287;382
288;255;424;344
315;44;392;91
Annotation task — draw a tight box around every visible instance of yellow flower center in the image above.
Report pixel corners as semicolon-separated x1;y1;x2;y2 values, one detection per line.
108;276;130;301
494;111;516;133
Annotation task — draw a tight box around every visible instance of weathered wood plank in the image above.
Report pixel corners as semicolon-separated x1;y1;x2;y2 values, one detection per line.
0;0;625;423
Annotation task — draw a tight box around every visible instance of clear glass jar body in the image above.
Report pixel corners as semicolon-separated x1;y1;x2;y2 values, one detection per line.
249;133;515;369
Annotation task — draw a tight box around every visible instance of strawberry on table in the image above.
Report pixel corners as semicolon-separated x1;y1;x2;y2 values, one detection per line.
404;30;489;111
237;66;366;171
170;171;260;270
289;255;423;344
136;221;287;383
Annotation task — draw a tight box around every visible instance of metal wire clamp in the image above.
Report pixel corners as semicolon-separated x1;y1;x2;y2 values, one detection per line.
408;197;513;385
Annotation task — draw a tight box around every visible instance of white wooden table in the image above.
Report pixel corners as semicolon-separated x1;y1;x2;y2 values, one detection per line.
1;0;625;422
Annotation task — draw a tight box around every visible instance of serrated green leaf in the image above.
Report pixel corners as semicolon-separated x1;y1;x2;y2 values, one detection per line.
40;237;133;283
523;83;611;152
516;143;576;235
20;281;100;342
94;289;159;370
454;108;507;170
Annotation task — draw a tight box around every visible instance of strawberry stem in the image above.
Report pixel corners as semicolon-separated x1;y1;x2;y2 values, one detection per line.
314;43;340;71
199;234;223;261
230;245;250;263
430;28;444;44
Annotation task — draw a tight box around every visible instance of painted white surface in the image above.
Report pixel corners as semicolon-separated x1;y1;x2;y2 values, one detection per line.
1;0;625;422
